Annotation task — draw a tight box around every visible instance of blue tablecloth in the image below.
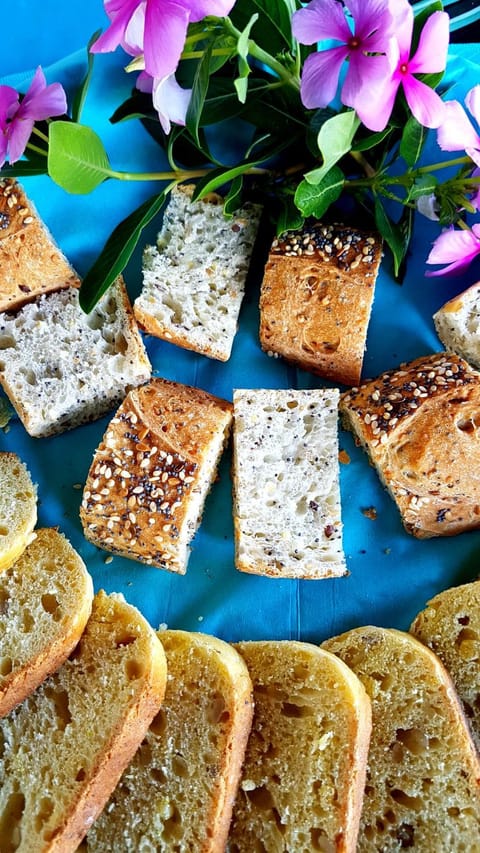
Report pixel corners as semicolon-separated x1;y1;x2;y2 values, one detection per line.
1;3;480;641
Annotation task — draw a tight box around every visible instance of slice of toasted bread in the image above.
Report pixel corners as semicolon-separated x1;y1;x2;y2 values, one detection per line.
85;630;253;852
410;580;480;751
0;451;37;572
323;627;480;851
229;640;372;853
0;528;93;718
0;591;167;852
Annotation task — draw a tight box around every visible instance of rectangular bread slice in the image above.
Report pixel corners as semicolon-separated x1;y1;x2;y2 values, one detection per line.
340;352;480;538
84;630;254;852
323;627;480;852
0;590;167;852
433;281;480;369
259;223;382;386
410;580;480;751
80;378;233;573
229;640;372;853
0;451;37;572
134;184;262;361
0;277;151;437
0;178;80;313
232;388;347;578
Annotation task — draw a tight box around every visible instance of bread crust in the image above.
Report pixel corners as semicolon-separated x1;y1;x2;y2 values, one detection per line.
0;451;37;572
259;223;382;386
340;352;480;538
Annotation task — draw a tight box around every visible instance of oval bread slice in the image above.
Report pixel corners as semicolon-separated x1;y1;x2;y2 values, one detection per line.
0;452;36;572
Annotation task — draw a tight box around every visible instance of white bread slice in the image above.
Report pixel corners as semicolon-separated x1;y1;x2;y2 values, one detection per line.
0;590;167;852
0;528;93;718
323;627;480;851
232;388;347;578
0;278;151;437
0;178;80;314
434;281;480;368
410;580;480;751
85;630;254;852
0;452;37;572
134;184;262;361
229;640;372;853
80;378;233;574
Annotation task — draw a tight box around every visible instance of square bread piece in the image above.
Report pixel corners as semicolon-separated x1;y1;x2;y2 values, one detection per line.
340;352;480;538
434;281;480;369
80;378;233;574
233;388;347;579
0;278;151;437
259;222;382;386
0;178;80;313
134;184;262;361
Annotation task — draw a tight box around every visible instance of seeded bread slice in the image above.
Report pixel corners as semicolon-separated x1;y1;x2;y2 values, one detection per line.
232;388;347;578
433;281;480;369
0;452;37;572
410;580;480;751
340;352;480;538
0;528;93;718
0;590;167;852
85;630;253;852
229;640;372;853
80;378;233;573
0;278;151;437
323;627;480;852
134;184;262;361
0;178;80;314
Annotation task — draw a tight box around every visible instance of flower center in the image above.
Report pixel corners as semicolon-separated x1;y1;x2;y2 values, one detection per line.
348;36;361;50
399;62;409;75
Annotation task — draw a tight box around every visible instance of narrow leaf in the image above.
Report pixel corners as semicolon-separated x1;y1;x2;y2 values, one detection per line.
224;175;244;216
186;42;214;147
0;160;48;178
374;197;407;277
305;111;360;185
294;166;344;218
400;116;426;167
48;121;112;194
352;127;392;152
234;13;259;104
71;30;101;123
276;196;304;235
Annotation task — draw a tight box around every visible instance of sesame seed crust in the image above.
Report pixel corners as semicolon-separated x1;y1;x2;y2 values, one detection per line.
271;222;381;271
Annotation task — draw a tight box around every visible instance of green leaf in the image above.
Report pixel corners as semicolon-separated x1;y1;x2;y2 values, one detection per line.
234;13;259;104
0;396;14;429
224;175;244;216
79;187;174;313
186;42;214;147
71;30;101;123
399;116;426;167
276;195;304;234
0;160;48;178
374;197;408;277
305;111;360;185
412;1;443;53
294;166;344;218
48;121;112;194
352;127;393;152
229;0;294;55
406;173;438;202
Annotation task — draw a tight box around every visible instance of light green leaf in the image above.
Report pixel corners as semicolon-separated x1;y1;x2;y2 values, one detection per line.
234;13;259;103
48;121;113;194
305;110;360;185
294;166;344;218
71;30;101;123
407;174;438;201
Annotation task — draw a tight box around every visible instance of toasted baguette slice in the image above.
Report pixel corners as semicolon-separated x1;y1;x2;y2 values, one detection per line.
410;580;480;751
229;640;372;853
85;630;254;852
434;281;480;369
135;184;262;361
232;388;346;578
0;591;167;852
259;223;382;385
340;352;480;538
0;452;37;571
0;179;80;314
80;378;233;573
0;278;151;437
0;528;93;717
323;627;480;851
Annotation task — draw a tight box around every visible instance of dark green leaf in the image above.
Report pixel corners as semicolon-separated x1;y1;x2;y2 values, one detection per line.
186;42;214;147
306;111;360;185
406;173;438;201
400;116;426;167
229;0;294;56
110;91;155;125
417;71;444;91
0;160;48;177
224;175;244;216
374;197;408;277
48;121;112;194
412;2;443;53
276;195;304;234
71;30;101;123
79;187;173;313
294;166;344;218
352;127;393;152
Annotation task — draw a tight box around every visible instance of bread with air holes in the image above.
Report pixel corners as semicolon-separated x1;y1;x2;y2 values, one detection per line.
434;281;480;369
0;451;37;572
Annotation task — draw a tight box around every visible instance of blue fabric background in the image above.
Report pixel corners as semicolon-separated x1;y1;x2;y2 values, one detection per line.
1;4;480;641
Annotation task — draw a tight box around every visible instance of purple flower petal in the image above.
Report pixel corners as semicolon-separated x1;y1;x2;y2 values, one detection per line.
341;52;390;111
152;73;191;134
0;132;8;169
437;100;480;159
6;117;35;165
123;2;146;54
466;85;480;126
143;0;190;78
388;0;413;57
409;12;449;75
91;0;141;54
0;85;19;125
18;69;67;122
425;226;480;276
402;74;445;128
354;74;399;132
188;0;236;23
346;0;393;43
292;0;350;46
300;47;348;109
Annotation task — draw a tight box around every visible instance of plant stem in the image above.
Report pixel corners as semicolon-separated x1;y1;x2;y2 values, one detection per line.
26;141;47;157
31;126;49;144
349;150;376;178
417;155;471;173
108;166;270;182
223;18;300;90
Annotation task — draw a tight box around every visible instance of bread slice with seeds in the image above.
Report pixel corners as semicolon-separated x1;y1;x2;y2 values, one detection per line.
134;184;262;361
259;222;382;386
0;452;37;572
433;281;480;369
232;387;347;578
410;580;480;751
340;352;480;538
84;630;253;852
0;278;151;437
323;626;480;853
228;640;371;853
80;378;233;573
0;528;93;717
0;178;80;314
0;590;167;852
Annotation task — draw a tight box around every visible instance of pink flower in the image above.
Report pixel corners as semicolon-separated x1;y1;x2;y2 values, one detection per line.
137;71;191;134
437;85;480;168
292;0;394;111
354;2;449;132
426;224;480;277
0;67;67;168
92;0;236;80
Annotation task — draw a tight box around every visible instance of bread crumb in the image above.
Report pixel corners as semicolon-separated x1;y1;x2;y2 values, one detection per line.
104;555;114;564
338;449;351;464
72;483;83;490
361;506;377;520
